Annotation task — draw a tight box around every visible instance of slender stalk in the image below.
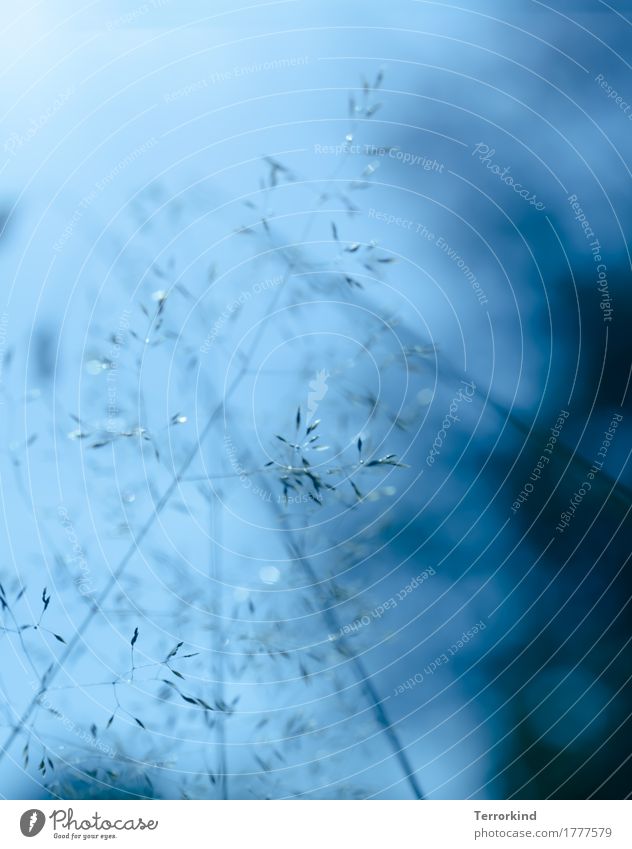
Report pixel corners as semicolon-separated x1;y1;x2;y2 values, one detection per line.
230;435;425;800
210;499;228;799
289;542;425;800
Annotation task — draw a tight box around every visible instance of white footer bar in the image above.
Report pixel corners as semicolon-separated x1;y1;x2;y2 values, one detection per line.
1;800;630;847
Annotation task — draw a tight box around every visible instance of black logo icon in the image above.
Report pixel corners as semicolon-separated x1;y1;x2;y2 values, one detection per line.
20;810;45;837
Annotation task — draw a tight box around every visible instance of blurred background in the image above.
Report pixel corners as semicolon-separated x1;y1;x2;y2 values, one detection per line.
0;0;630;800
